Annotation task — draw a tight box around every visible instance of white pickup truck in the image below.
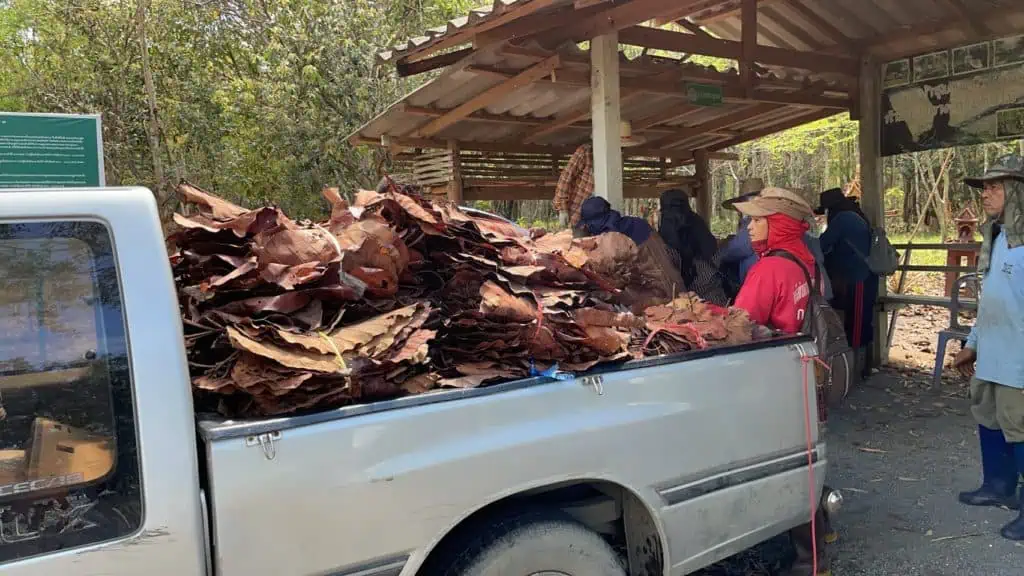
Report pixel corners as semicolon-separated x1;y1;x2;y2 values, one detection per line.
0;187;838;576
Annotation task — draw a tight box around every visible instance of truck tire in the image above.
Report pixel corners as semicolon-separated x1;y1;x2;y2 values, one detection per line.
438;510;626;576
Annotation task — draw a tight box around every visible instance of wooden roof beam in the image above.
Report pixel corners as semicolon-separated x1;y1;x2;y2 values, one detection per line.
414;55;561;138
644;102;781;150
470;61;852;109
396;47;474;77
782;0;854;50
534;0;716;47
394;0;562;70
740;0;757;90
617;26;858;76
936;0;990;37
350;134;700;162
706;107;839;151
857;4;1023;59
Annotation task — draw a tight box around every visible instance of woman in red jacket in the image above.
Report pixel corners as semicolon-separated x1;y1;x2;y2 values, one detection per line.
732;187;819;334
734;187;827;576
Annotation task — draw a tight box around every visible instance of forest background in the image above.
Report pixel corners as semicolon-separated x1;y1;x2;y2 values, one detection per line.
3;0;1021;240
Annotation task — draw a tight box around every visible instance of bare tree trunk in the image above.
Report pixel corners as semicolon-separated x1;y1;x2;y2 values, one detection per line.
136;0;165;205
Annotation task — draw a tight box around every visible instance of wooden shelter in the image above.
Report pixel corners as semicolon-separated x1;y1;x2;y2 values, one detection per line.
351;0;1024;366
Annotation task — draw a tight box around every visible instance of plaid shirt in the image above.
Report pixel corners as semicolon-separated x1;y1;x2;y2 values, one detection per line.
553;144;594;227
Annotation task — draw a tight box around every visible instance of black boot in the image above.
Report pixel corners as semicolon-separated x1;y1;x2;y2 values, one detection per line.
958;426;1020;509
1000;443;1024;541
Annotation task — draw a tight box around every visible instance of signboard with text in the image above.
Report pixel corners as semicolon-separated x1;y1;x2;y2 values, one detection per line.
0;112;105;188
881;35;1024;157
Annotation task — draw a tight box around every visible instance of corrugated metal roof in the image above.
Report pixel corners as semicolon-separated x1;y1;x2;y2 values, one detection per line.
381;0;1024;67
351;39;847;159
695;0;1024;62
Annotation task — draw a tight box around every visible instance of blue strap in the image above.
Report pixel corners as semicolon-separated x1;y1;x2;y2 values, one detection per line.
529;358;576;381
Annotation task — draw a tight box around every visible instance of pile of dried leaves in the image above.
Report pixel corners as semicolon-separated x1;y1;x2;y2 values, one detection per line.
169;182;762;417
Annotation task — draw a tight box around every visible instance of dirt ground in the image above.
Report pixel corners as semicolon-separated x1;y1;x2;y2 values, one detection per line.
700;275;1020;575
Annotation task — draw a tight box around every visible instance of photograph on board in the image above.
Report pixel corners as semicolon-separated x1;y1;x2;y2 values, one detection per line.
993;35;1024;68
952;42;990;76
884;59;911;89
997;107;1024;138
914;51;950;83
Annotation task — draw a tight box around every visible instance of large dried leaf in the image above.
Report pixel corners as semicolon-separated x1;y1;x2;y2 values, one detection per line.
179;182;248;219
226;326;348;374
479;281;536;323
276;304;422;356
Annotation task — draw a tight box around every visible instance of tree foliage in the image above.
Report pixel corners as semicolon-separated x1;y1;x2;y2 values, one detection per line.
0;0;473;217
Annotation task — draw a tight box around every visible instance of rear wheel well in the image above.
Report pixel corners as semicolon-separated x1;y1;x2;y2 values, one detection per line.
416;480;664;576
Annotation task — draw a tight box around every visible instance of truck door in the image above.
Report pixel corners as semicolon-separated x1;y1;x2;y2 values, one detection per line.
0;189;206;575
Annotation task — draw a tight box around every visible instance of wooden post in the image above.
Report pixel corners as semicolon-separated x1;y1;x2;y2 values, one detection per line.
694;149;712;221
591;32;623;210
740;0;757;96
447;140;463;205
857;55;888;367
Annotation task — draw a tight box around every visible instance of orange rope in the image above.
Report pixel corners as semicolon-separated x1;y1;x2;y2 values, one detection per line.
801;354;830;576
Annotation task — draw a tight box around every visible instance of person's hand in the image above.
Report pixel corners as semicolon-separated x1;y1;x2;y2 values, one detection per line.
558;210;569;228
953;347;977;378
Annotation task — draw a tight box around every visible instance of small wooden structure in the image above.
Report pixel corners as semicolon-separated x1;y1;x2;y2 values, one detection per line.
391;146;699;203
942;207;981;297
350;0;1024;366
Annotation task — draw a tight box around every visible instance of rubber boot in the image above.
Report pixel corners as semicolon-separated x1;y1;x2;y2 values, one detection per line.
999;443;1024;540
958;426;1020;510
786;510;831;576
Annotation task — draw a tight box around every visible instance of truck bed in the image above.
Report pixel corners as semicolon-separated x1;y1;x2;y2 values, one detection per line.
197;335;824;576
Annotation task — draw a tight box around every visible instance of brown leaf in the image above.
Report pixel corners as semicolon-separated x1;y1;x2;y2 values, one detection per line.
479;281;537;322
275;304;422;357
390;329;435;364
179;182;248;219
226;326;348;374
252;227;340;266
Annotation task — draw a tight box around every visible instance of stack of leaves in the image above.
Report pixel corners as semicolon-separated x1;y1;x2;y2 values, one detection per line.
169;182;759;418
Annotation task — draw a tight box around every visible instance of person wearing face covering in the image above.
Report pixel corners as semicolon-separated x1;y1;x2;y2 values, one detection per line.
658;188;729;306
732;188;820;334
731;188;829;576
576;196;686;310
951;155;1024;541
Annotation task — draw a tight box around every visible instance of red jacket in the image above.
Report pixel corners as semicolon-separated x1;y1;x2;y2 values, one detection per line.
734;214;817;334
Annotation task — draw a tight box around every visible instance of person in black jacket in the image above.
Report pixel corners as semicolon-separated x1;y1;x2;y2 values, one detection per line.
658;188;728;305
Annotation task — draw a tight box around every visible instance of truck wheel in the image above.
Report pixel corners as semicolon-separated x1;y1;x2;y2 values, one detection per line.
439;510;626;576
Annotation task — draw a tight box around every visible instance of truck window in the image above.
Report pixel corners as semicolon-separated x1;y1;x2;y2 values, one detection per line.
0;221;141;563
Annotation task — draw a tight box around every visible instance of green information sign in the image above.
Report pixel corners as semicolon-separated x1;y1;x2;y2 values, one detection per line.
0;112;105;188
686;83;724;107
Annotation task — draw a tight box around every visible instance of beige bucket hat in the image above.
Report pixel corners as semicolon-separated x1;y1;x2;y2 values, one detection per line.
734;187;814;221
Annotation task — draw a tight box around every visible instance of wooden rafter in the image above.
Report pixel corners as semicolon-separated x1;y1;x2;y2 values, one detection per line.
782;0;853;50
706;107;839;151
472;2;610;50
938;0;990;36
394;0;561;69
617;26;858;75
861;4;1024;59
534;0;714;47
471;60;852;109
740;0;757;90
397;47;474;77
414;55;561;138
760;5;821;51
645;102;780;150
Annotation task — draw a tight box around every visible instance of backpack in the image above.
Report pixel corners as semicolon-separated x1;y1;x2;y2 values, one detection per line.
846;225;900;276
767;250;854;407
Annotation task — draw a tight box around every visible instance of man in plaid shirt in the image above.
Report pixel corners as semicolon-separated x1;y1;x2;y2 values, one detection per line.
553;144;594;228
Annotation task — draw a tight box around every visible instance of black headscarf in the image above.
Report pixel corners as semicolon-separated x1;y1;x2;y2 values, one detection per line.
577;197;652;245
817;187;868;225
658;188;717;284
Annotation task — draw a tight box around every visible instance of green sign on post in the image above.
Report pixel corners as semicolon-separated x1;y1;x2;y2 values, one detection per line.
0;112;105;188
686;83;724;107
